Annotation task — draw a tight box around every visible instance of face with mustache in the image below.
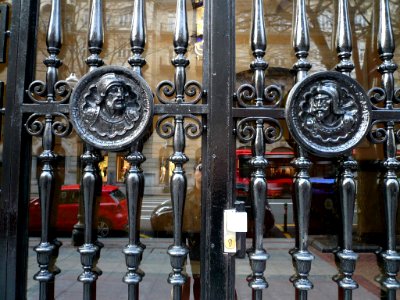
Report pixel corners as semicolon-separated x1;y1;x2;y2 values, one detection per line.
105;84;127;116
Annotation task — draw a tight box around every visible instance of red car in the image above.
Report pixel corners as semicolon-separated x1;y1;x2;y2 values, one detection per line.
29;184;128;237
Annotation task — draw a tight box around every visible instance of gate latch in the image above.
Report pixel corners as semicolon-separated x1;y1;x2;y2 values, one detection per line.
223;209;247;253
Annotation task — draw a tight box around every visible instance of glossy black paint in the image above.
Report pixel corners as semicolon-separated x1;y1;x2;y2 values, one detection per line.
0;0;39;299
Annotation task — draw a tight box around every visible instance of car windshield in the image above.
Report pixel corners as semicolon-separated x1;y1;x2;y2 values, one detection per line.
109;189;126;202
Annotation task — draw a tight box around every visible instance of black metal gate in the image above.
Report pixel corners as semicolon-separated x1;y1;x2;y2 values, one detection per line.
0;0;400;299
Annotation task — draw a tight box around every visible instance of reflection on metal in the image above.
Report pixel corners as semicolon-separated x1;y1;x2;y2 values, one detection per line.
70;66;153;151
370;1;400;299
234;0;281;298
286;72;371;158
333;1;359;298
123;2;147;299
290;0;314;298
123;142;146;300
154;0;203;298
27;1;65;299
0;4;9;63
77;1;104;299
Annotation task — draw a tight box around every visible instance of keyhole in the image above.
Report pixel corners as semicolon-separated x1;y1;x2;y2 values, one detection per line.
228;239;232;247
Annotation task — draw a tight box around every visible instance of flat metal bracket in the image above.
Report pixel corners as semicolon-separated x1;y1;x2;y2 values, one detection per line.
0;4;9;63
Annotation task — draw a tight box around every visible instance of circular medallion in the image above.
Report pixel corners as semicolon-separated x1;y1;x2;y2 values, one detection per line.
70;66;153;151
285;71;371;157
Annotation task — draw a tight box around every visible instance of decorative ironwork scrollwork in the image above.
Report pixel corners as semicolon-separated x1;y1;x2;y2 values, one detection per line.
27;80;47;102
54;80;72;103
368;87;386;109
25;114;45;136
156;114;204;140
236;117;282;143
369;120;388;144
27;80;72;104
156;80;203;104
51;113;72;137
25;113;71;137
235;83;282;107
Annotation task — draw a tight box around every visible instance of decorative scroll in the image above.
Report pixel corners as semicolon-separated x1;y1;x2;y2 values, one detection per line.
368;87;387;109
70;66;154;151
30;1;64;299
286;71;371;157
235;83;282;107
25;113;71;137
26;80;72;103
156;114;204;140
236;117;282;144
156;80;203;104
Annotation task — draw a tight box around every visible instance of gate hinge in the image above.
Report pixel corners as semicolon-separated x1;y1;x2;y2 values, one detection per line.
0;4;9;63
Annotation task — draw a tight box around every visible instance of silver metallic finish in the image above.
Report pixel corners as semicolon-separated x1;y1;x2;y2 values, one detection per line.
124;2;147;299
333;2;359;297
292;0;311;82
30;1;63;298
290;1;313;297
70;66;154;151
168;115;189;300
251;0;267;107
332;157;359;295
86;0;104;70
129;0;146;74
78;2;104;299
375;0;400;297
123;142;146;300
78;146;100;300
233;1;280;298
291;148;314;297
335;0;354;75
285;71;371;158
234;0;282;109
248;120;270;300
154;1;202;298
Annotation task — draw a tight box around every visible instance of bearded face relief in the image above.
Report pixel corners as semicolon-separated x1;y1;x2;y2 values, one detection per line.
70;66;153;151
85;73;141;134
302;81;357;136
285;72;370;157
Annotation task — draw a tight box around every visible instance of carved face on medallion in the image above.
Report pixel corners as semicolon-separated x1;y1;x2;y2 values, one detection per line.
70;66;153;151
285;72;370;157
302;81;357;135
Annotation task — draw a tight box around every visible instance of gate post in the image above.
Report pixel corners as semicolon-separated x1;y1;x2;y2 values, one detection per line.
0;0;39;299
202;0;236;299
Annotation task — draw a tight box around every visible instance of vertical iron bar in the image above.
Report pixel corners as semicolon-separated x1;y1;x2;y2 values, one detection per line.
123;142;146;300
168;116;189;300
247;1;269;299
123;2;147;299
167;1;190;299
251;0;267;107
376;1;400;298
248;121;269;300
333;1;359;299
78;1;104;299
33;1;63;299
291;0;313;299
129;0;146;75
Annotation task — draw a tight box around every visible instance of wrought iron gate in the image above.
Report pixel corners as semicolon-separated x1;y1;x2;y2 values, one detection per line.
0;0;400;299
